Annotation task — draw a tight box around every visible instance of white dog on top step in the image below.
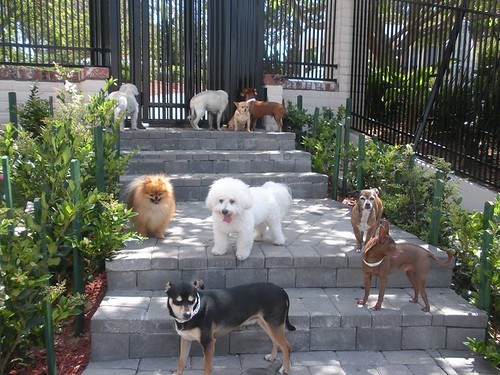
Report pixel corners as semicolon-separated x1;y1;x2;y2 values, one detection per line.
205;177;292;260
108;83;144;130
187;90;228;130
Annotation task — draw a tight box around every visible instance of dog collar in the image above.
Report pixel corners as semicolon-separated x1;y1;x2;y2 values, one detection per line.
173;293;201;324
362;257;384;268
246;98;256;103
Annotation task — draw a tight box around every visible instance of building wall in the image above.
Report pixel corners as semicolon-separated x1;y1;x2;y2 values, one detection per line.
0;67;109;126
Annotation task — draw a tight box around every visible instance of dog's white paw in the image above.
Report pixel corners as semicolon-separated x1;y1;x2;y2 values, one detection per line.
273;238;285;246
264;354;275;362
278;365;287;374
236;250;250;261
211;247;227;256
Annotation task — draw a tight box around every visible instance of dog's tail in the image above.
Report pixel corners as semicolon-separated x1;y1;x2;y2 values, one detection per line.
262;181;292;216
429;250;454;266
283;289;296;331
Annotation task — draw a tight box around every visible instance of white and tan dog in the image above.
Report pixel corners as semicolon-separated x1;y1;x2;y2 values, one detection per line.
351;188;383;252
187;90;229;130
108;83;144;130
205;177;292;260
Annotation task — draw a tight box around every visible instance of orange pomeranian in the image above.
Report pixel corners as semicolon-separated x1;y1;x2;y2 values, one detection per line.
126;174;176;238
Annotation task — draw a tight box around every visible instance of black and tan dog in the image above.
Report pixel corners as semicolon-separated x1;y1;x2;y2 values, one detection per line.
351;188;383;252
165;280;296;375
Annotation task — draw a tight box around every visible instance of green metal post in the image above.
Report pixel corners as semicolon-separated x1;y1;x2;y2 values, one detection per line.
297;95;303;110
342;98;352;195
356;134;365;190
429;171;445;246
331;123;342;199
34;198;57;375
478;201;494;313
8;92;18;129
311;107;319;138
93;125;105;193
70;160;84;336
1;156;13;219
49;96;54;117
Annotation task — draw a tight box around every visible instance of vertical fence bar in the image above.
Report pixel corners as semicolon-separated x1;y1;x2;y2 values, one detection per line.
331;123;342;199
1;156;14;219
8;92;18;128
356;133;365;190
93;125;105;193
49;96;54;117
429;171;445;246
311;107;319;138
478;201;494;313
296;95;303;110
342;98;352;195
70;159;84;336
34;198;57;375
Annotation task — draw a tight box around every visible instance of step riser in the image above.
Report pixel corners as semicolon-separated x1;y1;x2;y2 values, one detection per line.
90;289;487;361
126;151;312;175
91;325;487;361
120;129;296;151
106;265;454;291
120;174;329;201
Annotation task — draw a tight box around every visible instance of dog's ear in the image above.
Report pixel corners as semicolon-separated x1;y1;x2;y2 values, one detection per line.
253;88;257;96
379;220;390;238
350;190;361;199
373;187;382;197
234;101;238;107
193;279;205;290
165;282;173;295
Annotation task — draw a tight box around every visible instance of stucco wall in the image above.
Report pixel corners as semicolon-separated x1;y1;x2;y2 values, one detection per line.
0;67;109;126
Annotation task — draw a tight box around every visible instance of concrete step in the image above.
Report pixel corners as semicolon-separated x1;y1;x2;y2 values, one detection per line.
106;200;454;290
120;172;329;201
120;128;297;152
124;150;313;175
90;287;487;361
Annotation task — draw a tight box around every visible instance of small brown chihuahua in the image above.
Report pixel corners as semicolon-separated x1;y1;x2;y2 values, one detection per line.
358;221;453;312
228;101;251;131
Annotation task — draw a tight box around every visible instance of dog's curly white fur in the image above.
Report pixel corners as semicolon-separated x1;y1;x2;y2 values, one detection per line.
108;83;141;130
205;178;292;260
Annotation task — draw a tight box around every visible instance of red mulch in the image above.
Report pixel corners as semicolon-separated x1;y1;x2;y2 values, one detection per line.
9;272;107;375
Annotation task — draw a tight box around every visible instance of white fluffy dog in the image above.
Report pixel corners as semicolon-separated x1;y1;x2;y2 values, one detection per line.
205;177;292;260
108;83;144;130
187;90;229;130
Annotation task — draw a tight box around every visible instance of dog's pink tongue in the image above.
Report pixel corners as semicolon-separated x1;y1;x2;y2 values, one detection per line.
223;214;232;223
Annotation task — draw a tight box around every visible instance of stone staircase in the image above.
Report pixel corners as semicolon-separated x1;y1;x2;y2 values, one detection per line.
90;129;487;362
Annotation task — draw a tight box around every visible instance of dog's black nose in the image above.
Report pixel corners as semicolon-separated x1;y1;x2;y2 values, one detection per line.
222;209;228;215
183;311;191;319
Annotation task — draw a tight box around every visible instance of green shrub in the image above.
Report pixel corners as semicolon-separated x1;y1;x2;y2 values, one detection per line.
297;103;499;366
16;82;52;138
0;78;139;371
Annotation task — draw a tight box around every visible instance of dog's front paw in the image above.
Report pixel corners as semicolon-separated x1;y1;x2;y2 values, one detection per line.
211;246;227;256
278;365;288;374
273;238;285;246
357;299;366;306
236;252;250;261
264;353;276;362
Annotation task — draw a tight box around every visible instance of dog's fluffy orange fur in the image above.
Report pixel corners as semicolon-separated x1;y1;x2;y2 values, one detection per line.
126;174;176;238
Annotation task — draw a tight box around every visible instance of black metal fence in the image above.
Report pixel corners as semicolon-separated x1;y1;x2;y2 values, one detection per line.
263;0;337;81
0;0;110;67
351;0;500;190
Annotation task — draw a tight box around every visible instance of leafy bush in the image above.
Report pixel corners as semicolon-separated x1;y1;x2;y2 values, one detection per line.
297;103;499;366
16;83;52;138
0;77;138;371
0;210;84;373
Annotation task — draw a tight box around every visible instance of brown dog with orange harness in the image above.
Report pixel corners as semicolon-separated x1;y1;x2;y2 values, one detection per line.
240;88;286;132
